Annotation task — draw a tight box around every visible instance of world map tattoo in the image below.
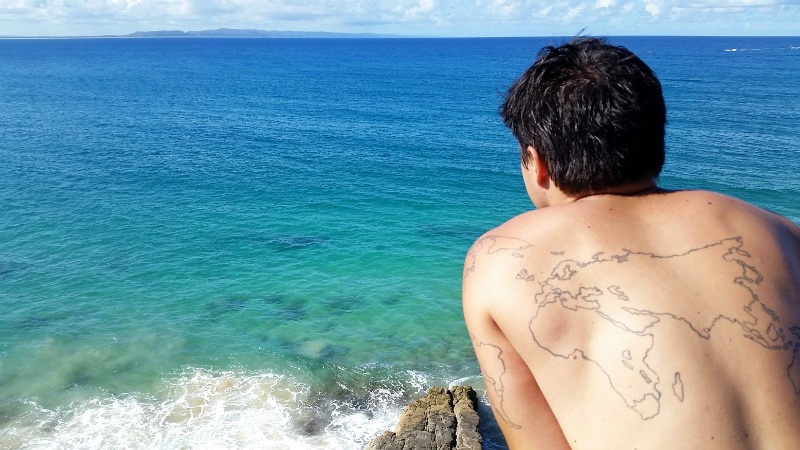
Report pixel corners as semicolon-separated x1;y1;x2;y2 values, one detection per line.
528;236;800;420
467;235;800;426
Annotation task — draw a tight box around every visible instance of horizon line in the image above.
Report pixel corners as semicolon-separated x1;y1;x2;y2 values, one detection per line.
1;28;799;40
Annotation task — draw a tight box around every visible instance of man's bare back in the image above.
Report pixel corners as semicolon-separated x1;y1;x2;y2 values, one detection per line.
464;189;800;449
463;38;800;449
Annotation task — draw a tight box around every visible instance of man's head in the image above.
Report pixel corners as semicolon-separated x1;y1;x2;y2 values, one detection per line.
501;37;666;196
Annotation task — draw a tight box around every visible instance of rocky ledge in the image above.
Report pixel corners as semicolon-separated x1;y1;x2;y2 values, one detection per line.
365;386;482;450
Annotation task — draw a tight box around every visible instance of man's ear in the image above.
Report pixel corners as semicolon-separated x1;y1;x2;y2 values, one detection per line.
526;145;550;189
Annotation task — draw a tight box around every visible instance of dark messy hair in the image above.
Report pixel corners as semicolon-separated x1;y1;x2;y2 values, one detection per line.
500;37;666;195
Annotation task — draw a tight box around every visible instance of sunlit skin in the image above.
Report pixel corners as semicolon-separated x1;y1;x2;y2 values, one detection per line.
463;146;800;449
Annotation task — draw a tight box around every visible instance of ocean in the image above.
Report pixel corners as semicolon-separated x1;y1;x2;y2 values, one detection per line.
0;36;798;449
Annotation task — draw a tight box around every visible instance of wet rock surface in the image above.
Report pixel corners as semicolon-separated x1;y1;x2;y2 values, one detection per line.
365;386;482;450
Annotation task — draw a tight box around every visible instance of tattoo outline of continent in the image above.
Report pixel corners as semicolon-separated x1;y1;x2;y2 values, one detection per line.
471;335;522;430
463;235;533;279
524;236;800;420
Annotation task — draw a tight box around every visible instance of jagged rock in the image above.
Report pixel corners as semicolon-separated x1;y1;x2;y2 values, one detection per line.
365;386;482;450
452;386;482;450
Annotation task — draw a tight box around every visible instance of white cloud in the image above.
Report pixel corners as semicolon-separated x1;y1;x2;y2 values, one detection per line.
0;0;46;9
562;3;585;20
644;0;664;15
475;0;521;17
595;0;616;8
405;0;436;17
687;0;781;6
535;4;554;16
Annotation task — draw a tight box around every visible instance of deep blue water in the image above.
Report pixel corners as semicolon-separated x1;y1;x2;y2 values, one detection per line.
0;36;798;448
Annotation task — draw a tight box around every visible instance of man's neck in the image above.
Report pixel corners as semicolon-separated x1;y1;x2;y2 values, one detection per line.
565;178;660;204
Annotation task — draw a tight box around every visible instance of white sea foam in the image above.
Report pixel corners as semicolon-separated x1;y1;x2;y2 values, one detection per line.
448;375;483;389
1;369;409;450
724;47;765;52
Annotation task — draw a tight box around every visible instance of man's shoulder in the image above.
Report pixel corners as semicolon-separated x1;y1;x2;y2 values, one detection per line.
463;231;535;280
465;210;552;262
472;203;582;244
463;209;569;286
666;189;787;216
676;189;800;236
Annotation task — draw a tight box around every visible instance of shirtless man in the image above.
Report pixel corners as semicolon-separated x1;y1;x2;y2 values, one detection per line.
462;37;800;449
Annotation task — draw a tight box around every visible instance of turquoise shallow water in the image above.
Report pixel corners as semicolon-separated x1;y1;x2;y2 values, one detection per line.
0;36;798;448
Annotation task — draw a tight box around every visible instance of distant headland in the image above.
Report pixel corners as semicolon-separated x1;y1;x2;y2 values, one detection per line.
127;28;402;38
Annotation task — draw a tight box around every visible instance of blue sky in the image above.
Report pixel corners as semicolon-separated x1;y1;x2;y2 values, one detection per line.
1;0;799;37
